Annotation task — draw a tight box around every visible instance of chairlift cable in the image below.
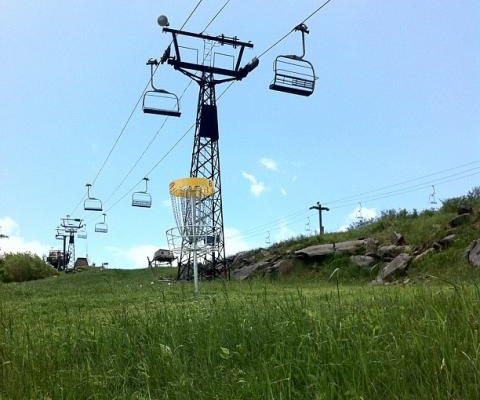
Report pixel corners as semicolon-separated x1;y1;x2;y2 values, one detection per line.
257;0;335;59
104;80;196;204
323;160;480;206
68;0;206;215
90;0;206;187
225;167;480;241
100;2;234;205
201;0;232;34
326;166;480;208
180;0;205;30
101;80;245;217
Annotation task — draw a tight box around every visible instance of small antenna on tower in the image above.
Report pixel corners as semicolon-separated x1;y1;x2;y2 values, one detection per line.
429;185;438;205
356;202;364;222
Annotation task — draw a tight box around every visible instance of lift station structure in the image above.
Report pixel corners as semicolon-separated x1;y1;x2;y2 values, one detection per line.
147;17;259;280
52;215;86;272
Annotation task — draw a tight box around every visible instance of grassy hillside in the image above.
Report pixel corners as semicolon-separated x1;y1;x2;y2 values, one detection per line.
234;189;480;283
1;271;480;399
0;190;479;398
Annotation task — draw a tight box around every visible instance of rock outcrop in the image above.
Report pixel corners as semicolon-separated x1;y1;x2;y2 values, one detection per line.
434;234;456;250
234;261;268;280
467;239;480;268
379;253;412;282
377;245;405;260
295;239;367;257
350;255;375;268
448;213;472;228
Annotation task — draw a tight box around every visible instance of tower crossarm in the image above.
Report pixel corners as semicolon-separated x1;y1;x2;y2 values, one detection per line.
162;28;258;81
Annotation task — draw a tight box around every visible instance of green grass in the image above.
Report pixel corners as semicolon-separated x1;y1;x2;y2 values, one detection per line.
1;270;480;399
265;193;480;256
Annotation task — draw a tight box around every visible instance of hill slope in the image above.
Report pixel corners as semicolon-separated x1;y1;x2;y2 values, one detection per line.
230;188;480;284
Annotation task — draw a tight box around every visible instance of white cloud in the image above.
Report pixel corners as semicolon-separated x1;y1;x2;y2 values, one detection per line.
0;217;49;257
0;217;19;236
260;157;278;171
280;187;287;196
338;206;378;232
273;222;296;242
224;227;251;256
241;171;266;197
106;244;161;269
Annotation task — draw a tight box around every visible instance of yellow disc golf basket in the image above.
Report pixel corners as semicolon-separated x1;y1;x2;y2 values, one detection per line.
167;177;214;294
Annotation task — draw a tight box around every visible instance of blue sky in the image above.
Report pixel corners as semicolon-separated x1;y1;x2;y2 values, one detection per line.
1;0;479;268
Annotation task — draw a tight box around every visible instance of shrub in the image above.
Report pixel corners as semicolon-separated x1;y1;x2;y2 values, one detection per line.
0;253;57;283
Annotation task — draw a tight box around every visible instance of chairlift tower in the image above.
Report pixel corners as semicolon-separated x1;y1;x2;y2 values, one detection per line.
61;216;84;271
156;17;259;280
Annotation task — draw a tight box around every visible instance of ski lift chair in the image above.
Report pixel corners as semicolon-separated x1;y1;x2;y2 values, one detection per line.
84;184;103;212
132;177;152;208
142;58;181;117
95;214;108;233
269;23;316;97
77;226;87;239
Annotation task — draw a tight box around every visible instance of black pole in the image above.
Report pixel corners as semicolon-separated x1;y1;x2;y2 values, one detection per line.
309;202;330;236
62;235;66;271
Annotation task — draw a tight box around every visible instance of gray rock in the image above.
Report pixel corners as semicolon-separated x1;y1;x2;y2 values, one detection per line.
457;204;473;215
234;261;270;280
467;239;480;268
448;213;472;228
350;255;375;268
437;234;456;249
377;245;405;260
393;231;406;245
295;239;367;257
380;253;412;281
365;238;378;256
413;248;435;263
295;243;334;257
274;259;296;274
369;277;384;286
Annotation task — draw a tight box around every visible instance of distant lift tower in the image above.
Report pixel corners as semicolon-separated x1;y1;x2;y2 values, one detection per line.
158;17;259;280
61;216;84;272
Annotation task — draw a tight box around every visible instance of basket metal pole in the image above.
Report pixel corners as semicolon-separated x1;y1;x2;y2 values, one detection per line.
191;192;199;295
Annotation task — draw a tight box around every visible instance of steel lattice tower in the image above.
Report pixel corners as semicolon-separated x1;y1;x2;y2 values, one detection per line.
60;216;84;272
177;73;225;279
159;26;258;280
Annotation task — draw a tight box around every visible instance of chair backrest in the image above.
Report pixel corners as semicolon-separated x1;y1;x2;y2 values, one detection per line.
142;90;181;117
95;223;108;233
84;198;103;212
132;192;152;208
270;56;316;97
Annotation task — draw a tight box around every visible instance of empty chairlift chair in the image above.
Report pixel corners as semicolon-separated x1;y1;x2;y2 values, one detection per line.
77;225;87;239
269;23;316;97
429;185;438;205
132;177;152;208
84;184;103;212
95;214;108;233
142;58;181;117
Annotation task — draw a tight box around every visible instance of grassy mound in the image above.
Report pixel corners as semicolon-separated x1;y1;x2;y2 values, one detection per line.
0;253;57;283
1;273;479;399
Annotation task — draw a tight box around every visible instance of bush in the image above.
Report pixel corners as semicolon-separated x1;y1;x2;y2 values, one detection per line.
440;186;480;213
0;253;57;283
